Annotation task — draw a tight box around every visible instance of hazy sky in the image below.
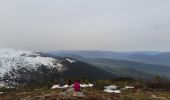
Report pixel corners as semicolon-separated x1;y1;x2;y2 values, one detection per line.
0;0;170;51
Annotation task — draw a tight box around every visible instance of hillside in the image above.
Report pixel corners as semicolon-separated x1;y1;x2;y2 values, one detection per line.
50;50;170;66
49;51;170;79
0;49;118;87
77;58;170;79
130;52;170;66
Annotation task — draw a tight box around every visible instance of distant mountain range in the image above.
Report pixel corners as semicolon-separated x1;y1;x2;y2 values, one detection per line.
130;52;170;66
49;50;170;79
50;50;170;66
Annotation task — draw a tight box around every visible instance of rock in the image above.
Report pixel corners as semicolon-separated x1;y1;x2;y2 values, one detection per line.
150;94;167;100
76;92;85;97
151;94;157;98
58;87;85;98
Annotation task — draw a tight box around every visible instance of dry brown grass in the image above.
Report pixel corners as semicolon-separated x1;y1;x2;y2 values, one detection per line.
0;87;170;100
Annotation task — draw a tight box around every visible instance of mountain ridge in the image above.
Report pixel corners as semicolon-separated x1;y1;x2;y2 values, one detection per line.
0;48;118;87
49;50;170;66
48;51;170;79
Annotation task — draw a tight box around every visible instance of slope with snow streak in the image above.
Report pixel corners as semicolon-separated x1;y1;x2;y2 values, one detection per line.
0;48;118;87
0;48;66;79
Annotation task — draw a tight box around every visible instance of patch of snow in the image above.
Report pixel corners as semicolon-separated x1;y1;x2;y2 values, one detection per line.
125;86;134;89
80;83;94;88
104;89;114;93
0;82;14;88
51;85;59;89
88;83;94;87
104;85;117;90
66;58;76;63
62;85;69;88
0;83;5;87
104;89;121;93
0;92;3;94
113;90;121;94
51;84;69;89
69;84;74;87
52;83;94;89
104;85;121;93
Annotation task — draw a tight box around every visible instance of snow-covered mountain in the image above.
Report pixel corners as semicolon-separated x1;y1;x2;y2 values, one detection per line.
0;48;118;87
0;48;63;75
0;48;76;87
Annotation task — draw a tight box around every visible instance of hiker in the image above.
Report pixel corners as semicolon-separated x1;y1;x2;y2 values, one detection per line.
67;79;72;86
73;80;80;96
59;78;65;87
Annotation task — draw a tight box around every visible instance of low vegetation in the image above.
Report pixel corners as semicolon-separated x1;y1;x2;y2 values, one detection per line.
0;76;170;100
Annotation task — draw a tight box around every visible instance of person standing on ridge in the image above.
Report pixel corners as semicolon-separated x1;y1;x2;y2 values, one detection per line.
73;80;80;96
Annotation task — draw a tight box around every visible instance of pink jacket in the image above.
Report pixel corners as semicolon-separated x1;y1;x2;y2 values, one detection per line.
74;82;80;92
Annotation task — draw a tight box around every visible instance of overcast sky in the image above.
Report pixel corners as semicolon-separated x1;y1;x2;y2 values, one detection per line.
0;0;170;51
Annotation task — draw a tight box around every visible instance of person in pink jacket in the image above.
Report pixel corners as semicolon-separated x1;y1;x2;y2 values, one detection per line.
73;80;80;96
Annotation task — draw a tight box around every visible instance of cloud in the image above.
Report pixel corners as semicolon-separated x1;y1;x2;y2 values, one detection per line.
0;0;170;51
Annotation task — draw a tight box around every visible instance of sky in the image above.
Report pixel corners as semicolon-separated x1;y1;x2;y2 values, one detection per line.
0;0;170;51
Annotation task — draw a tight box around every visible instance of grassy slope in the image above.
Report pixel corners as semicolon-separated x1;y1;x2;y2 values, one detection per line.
62;61;119;80
72;57;170;79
